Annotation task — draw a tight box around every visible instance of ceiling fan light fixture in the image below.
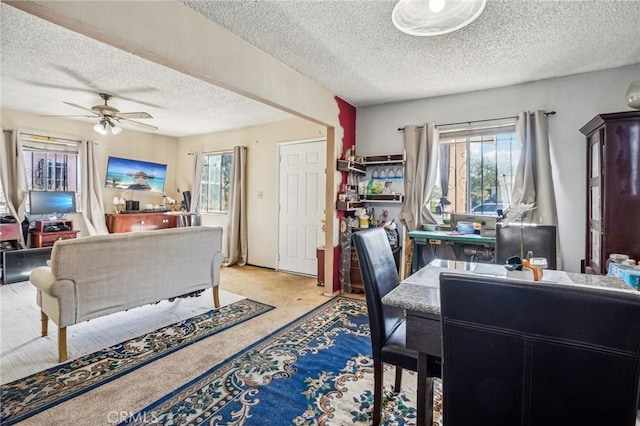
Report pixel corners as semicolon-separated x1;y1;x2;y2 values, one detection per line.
109;120;122;135
626;80;640;109
392;0;487;37
93;120;108;135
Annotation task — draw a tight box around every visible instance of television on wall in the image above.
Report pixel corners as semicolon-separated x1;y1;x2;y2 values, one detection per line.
29;191;77;216
105;156;167;193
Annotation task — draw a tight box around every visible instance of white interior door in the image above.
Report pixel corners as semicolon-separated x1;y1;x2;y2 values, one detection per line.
278;139;326;276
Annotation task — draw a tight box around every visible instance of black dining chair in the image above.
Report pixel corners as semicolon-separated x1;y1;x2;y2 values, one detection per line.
353;228;441;425
439;272;640;426
495;223;557;269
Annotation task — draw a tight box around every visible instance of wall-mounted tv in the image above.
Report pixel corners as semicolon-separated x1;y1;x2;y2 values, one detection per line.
105;156;167;193
29;191;77;215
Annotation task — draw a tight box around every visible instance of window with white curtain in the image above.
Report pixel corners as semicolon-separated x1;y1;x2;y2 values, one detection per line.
200;152;233;213
21;133;81;212
429;121;519;219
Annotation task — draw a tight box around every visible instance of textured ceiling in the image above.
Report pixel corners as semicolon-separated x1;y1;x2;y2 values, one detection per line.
2;1;640;138
183;0;640;106
0;3;295;138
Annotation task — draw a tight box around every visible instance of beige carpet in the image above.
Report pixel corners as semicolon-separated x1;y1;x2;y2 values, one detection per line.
1;284;245;385
0;265;337;425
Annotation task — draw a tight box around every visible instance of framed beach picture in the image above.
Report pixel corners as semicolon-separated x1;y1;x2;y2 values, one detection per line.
105;156;167;193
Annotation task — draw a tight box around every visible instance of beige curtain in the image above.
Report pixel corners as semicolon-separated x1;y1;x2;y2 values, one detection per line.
0;129;29;248
511;110;561;267
223;146;247;266
80;140;109;235
400;123;439;232
189;151;205;225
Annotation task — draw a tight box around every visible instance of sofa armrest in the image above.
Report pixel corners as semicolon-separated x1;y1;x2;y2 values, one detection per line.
30;267;75;299
30;267;57;294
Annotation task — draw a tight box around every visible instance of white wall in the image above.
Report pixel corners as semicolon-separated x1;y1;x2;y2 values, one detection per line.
356;64;640;272
177;118;326;268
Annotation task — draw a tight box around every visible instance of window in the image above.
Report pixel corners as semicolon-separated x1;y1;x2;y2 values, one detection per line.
201;152;233;213
429;127;519;219
21;133;81;213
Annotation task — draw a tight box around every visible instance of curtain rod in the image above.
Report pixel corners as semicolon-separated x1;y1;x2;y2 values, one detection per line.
397;110;556;131
187;149;233;155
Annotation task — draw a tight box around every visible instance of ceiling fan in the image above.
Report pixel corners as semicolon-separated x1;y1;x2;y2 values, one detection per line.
44;93;158;135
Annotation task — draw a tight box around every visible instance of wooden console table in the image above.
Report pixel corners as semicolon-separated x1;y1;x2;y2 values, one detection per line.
106;212;178;233
30;220;79;248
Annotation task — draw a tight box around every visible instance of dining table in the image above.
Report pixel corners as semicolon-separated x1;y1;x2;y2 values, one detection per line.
381;259;637;426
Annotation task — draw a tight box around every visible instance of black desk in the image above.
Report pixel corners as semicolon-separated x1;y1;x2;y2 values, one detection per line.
408;230;495;273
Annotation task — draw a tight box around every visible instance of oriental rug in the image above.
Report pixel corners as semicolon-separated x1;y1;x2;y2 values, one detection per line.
0;298;273;425
121;296;443;425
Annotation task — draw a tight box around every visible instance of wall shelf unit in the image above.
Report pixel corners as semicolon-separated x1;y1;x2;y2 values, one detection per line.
336;152;406;212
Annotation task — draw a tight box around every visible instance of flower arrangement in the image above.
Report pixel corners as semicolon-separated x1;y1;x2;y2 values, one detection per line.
502;202;536;268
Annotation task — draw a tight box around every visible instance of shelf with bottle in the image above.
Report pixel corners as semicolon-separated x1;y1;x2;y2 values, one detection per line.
362;153;406;165
361;194;403;203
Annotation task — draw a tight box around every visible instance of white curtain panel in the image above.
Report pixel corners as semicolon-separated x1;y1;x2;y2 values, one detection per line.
399;123;439;232
190;151;204;217
511;110;561;267
80;140;109;235
223;146;247;267
0;129;28;247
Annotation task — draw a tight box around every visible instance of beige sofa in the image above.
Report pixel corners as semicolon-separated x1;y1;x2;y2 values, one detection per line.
29;226;224;362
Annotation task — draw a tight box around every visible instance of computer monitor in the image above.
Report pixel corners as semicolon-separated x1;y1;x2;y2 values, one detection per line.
495;223;557;269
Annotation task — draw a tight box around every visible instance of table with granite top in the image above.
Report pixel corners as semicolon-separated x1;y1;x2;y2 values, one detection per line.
381;259;637;426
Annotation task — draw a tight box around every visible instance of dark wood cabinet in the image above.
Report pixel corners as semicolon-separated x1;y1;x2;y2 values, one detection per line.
30;220;79;248
106;213;178;233
580;111;640;274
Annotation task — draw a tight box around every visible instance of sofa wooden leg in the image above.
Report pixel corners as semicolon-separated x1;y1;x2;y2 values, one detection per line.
41;311;49;337
58;327;68;363
213;286;220;308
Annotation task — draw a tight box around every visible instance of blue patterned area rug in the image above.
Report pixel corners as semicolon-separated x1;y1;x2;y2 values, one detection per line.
0;298;273;425
121;296;443;425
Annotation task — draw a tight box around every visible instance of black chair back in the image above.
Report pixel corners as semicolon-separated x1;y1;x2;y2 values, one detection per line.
352;228;403;358
495;223;557;269
439;272;640;426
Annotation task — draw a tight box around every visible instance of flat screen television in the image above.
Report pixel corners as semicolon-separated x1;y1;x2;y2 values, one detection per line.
29;191;77;215
105;156;167;193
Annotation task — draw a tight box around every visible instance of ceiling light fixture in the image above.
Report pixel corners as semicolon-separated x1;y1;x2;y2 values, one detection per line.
108;119;122;135
93;117;122;135
626;80;640;109
93;120;108;135
392;0;487;37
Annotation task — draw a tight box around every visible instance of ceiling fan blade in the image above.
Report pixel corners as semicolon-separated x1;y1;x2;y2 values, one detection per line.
116;112;153;119
52;65;101;91
24;80;95;94
39;114;96;118
63;101;98;114
118;117;158;131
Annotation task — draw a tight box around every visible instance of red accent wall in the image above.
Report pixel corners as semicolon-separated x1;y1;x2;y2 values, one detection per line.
333;96;356;292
